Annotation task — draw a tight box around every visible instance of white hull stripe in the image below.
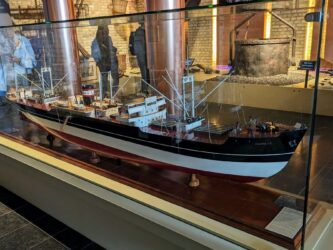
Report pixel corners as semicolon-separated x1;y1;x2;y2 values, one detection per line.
23;111;288;178
23;109;294;157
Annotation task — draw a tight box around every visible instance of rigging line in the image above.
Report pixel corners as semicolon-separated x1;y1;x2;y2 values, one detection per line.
53;73;69;90
207;103;212;144
33;68;51;89
15;72;43;90
159;118;169;135
161;75;185;107
164;68;182;100
239;92;246;125
33;68;43;83
112;76;131;98
163;69;189;115
198;103;208;117
55;107;61;124
61;115;71;131
141;79;184;112
194;80;207;100
164;69;189;111
164;120;170;135
195;70;234;109
161;75;190;117
236;111;240;124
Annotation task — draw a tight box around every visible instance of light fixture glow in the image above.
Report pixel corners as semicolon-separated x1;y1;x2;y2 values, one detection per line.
321;0;329;58
212;0;217;67
264;3;272;39
304;0;316;60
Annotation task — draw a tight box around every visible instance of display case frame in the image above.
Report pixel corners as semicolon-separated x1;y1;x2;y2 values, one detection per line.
0;1;332;249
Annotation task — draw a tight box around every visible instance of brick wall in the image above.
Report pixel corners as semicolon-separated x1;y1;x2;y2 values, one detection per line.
82;0;144;17
8;0;41;9
271;0;309;64
8;0;144;18
7;0;313;71
188;15;213;66
78;0;215;70
8;0;216;68
8;0;43;25
188;0;214;67
76;0;143;70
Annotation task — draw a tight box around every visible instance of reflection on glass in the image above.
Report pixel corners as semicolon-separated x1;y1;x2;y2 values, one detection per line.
0;1;330;248
91;25;119;97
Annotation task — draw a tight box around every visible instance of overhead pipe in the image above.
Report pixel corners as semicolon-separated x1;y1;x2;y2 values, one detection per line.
43;0;81;96
145;0;186;115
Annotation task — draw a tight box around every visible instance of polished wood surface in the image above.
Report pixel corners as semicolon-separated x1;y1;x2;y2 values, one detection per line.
0;130;302;249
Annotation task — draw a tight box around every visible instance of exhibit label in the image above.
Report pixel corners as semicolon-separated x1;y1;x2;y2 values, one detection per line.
265;207;311;239
298;60;317;71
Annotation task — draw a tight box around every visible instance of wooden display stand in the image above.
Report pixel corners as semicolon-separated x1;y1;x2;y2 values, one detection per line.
0;129;316;249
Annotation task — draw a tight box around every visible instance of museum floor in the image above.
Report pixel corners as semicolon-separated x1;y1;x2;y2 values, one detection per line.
0;186;103;249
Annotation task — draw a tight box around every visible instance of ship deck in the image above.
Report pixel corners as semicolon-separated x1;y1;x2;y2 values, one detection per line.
144;122;286;145
15;99;291;145
12;99;289;146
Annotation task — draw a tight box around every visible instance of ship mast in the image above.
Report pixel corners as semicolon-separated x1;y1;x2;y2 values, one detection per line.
182;74;195;120
181;44;196;121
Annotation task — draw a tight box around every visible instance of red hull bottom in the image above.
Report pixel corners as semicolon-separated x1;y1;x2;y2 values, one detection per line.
51;129;261;183
21;112;262;183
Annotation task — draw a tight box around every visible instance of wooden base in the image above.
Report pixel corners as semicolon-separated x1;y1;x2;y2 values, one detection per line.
0;129;306;249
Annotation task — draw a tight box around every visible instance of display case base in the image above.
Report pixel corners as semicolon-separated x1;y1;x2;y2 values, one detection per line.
0;131;308;249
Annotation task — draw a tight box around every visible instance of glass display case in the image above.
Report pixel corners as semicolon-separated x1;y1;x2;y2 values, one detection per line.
0;0;331;249
304;0;333;249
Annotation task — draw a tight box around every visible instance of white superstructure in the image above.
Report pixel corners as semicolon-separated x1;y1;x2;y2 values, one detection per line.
116;96;167;127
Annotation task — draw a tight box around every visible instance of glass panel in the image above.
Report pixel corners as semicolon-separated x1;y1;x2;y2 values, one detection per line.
0;1;321;248
304;0;333;249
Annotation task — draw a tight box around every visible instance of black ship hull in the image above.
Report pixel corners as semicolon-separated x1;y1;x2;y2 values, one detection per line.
17;103;306;182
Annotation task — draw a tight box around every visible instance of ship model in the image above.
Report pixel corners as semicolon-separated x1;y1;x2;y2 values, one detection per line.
6;71;306;182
